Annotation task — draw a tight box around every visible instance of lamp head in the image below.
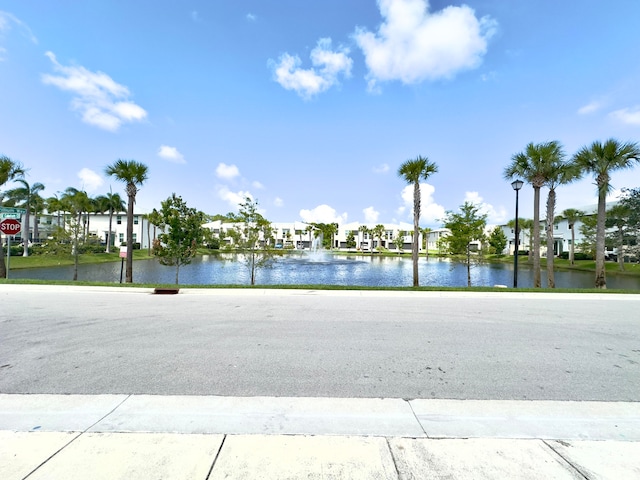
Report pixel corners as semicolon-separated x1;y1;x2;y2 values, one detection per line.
511;179;524;191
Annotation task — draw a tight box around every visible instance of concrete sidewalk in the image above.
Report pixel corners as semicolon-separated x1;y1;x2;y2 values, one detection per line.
1;394;639;479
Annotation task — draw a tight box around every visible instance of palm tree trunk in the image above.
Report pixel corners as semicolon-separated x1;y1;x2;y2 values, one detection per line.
532;185;541;287
595;189;607;289
617;228;625;271
412;182;420;287
126;193;135;283
22;208;30;257
106;210;113;253
546;189;556;288
569;223;575;265
466;246;471;287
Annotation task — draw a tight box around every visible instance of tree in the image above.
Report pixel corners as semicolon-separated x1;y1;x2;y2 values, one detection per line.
572;139;640;288
345;230;356;249
606;203;631;271
60;188;91;281
4;178;44;257
505;141;566;288
105;159;149;283
578;214;598;258
0;156;25;277
557;209;584;265
99;191;125;253
393;230;405;253
398;155;438;286
151;193;205;284
359;225;372;254
542;149;579;288
229;197;275;285
373;224;386;251
422;227;432;259
442;201;487;287
620;188;640;262
488;226;508;254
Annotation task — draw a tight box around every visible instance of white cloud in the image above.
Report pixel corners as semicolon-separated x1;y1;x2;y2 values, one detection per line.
373;163;390;174
464;191;507;224
252;180;265;189
354;0;496;90
217;186;253;210
274;197;284;207
363;206;380;223
399;182;445;224
0;11;38;44
157;145;185;164
215;162;240;180
270;38;353;99
299;204;348;224
609;107;640;126
246;13;257;22
578;101;603;115
77;168;103;192
41;52;147;131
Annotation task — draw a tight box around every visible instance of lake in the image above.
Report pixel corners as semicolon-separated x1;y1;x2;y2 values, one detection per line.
8;253;640;290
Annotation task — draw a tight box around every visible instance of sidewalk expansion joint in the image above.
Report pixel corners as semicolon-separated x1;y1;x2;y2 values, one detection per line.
22;394;133;479
205;434;227;480
542;440;590;480
385;437;402;480
406;399;429;438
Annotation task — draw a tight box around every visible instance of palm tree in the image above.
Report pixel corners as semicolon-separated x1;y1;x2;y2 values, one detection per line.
0;156;25;277
398;155;438;287
373;224;386;252
542;150;579;288
606;203;632;272
558;208;584;265
422;227;432;259
573;139;640;288
46;194;64;229
105;159;149;283
4;178;45;257
359;225;372;255
102;191;125;253
60;188;91;281
504;141;564;288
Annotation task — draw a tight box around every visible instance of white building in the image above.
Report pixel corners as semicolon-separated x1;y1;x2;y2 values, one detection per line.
16;211;155;249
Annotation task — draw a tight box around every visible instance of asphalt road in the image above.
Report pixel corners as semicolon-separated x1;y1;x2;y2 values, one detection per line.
1;285;639;401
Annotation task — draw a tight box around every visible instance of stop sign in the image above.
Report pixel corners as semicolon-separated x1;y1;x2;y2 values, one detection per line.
0;219;21;235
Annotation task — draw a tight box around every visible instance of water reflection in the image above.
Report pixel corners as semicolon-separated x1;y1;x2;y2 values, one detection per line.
9;254;640;290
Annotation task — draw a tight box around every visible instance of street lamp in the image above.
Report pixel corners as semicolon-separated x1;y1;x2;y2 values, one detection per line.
511;179;524;288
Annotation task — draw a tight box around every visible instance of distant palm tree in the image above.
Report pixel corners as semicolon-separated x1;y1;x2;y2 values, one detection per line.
573;139;640;288
398;155;438;287
422;227;432;259
542;149;579;288
0;156;25;277
504;141;564;288
373;224;386;251
96;192;125;252
4;179;45;257
105;159;149;283
61;187;91;281
558;208;584;265
606;203;632;272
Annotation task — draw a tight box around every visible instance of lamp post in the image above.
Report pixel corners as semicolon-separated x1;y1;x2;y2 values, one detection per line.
511;179;524;288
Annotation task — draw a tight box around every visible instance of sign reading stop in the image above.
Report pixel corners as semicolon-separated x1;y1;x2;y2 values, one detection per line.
0;218;22;235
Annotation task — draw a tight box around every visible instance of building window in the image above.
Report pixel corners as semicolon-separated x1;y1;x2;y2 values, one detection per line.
134;216;139;225
117;216;122;225
132;233;137;243
119;233;124;243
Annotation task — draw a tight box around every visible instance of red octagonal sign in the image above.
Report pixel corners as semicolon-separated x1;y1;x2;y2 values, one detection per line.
0;218;22;235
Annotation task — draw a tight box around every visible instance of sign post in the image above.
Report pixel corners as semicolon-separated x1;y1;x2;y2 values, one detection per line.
119;246;127;283
1;218;22;280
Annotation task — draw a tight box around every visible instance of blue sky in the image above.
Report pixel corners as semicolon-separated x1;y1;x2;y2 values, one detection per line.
2;0;640;227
